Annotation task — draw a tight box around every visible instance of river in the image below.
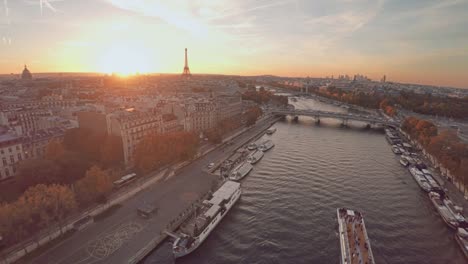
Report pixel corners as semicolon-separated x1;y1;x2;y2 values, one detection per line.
145;97;466;264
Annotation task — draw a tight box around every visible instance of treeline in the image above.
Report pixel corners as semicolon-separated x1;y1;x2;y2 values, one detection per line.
402;117;468;189
3;128;123;202
134;132;199;173
282;82;468;119
396;91;468;119
242;88;288;106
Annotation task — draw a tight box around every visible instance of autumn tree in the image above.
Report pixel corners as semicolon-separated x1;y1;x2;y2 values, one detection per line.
75;166;112;206
45;139;66;161
100;135;124;168
16;159;61;191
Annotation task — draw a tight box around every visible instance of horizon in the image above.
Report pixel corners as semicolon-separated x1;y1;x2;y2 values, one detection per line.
1;0;468;89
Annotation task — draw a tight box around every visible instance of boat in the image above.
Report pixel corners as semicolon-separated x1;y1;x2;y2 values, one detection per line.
443;198;465;223
424;174;440;189
409;167;432;192
455;227;468;259
391;145;402;155
229;162;253;181
337;208;375;264
429;192;460;229
266;128;277;135
399;157;409;167
247;150;264;164
258;140;275;152
173;181;241;258
247;142;257;151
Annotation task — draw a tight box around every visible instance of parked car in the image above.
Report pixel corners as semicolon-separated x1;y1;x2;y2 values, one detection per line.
207;162;215;169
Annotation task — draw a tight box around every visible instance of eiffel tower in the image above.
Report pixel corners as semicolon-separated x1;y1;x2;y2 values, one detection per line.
182;48;191;78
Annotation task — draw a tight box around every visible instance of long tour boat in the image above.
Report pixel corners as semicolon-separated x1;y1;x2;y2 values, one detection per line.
337;208;375;264
455;227;468;259
173;181;241;258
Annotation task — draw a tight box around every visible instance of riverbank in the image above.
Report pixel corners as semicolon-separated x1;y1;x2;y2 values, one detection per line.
11;115;278;264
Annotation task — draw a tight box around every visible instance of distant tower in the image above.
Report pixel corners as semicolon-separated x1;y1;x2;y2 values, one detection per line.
182;48;192;78
21;65;32;80
381;75;387;83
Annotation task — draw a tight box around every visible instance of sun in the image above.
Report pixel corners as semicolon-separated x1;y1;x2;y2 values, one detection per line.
97;42;152;76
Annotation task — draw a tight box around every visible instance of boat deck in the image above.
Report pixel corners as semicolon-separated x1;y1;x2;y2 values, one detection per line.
338;208;375;264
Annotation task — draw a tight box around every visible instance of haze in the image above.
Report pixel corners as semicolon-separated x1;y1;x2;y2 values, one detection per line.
1;0;467;88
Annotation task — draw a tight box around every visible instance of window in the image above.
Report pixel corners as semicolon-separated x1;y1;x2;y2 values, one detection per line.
16;146;20;151
0;149;3;154
2;158;6;166
18;153;22;161
10;156;14;163
5;168;9;177
8;147;12;153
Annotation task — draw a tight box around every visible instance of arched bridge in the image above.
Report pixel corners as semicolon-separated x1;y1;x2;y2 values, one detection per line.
269;108;400;127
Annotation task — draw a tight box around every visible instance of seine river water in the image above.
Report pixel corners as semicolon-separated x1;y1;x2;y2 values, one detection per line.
145;97;466;264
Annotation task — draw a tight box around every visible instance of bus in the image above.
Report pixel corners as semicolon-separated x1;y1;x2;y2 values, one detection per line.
113;173;137;188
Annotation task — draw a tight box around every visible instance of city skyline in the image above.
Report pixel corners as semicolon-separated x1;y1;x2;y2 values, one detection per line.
1;0;468;89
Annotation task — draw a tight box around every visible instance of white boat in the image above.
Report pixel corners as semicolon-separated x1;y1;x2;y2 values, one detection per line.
391;145;402;155
409;167;432;192
443;198;465;223
424;174;440;189
247;150;264;164
266;128;277;135
247;142;257;151
337;208;375;264
229;162;253;181
399;157;409;167
429;192;460;229
258;140;275;152
173;181;241;258
455;228;468;259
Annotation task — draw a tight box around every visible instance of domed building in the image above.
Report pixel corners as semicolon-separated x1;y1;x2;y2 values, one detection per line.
21;65;32;80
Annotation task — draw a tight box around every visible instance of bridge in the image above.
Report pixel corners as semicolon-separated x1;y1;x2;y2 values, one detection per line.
269;108;400;127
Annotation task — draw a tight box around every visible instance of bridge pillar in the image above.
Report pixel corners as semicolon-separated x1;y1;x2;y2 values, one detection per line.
293;116;299;122
314;115;320;124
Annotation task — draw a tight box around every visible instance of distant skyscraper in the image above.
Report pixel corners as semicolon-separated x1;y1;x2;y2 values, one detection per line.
182;48;191;78
21;65;32;80
381;75;386;83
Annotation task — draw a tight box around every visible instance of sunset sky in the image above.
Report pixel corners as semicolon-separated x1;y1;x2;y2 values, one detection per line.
0;0;467;88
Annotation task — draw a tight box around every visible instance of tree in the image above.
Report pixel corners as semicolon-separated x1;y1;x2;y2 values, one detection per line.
75;166;112;206
100;135;124;168
16;159;61;191
45;139;65;161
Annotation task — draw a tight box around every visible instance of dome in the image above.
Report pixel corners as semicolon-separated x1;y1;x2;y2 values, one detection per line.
21;65;32;80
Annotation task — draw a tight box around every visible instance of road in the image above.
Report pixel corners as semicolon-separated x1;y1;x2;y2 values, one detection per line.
30;116;277;264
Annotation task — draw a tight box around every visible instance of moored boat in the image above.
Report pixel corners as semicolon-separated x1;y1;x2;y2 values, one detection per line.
337;208;375;264
258;140;275;152
443;198;465;223
399;157;409;167
266;127;277;135
409;167;432;192
429;192;460;229
391;145;402;155
229;162;253;181
455;227;468;259
247;150;264;164
173;181;241;258
247;142;257;151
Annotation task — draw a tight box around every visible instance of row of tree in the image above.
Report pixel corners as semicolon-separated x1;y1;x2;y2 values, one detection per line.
402;117;468;190
134;132;199;173
0;165;113;247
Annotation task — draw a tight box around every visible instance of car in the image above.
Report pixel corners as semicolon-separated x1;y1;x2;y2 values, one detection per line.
207;162;215;169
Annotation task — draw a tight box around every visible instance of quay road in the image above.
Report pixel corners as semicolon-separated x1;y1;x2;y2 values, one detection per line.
30;116;277;264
